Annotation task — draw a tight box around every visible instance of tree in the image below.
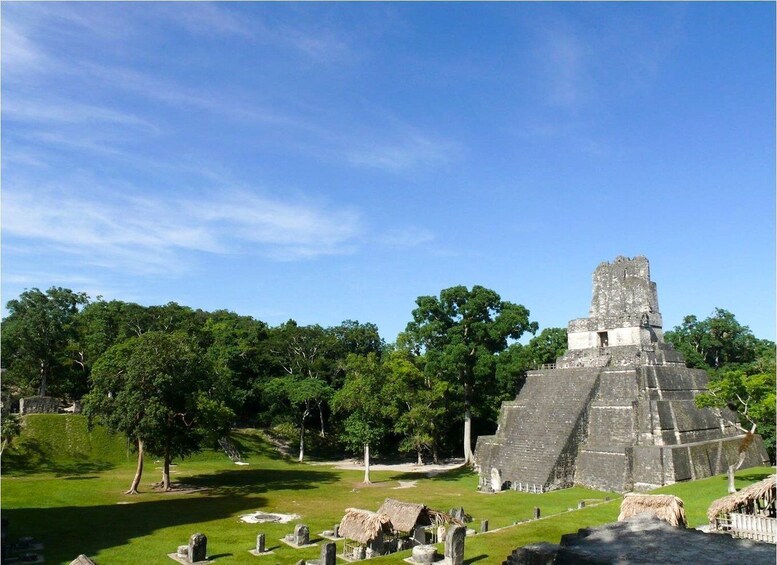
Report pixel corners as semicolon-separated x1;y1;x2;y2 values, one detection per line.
266;322;336;437
382;349;447;464
264;375;331;462
696;368;776;490
202;311;269;422
332;353;388;483
1;413;22;456
2;287;89;398
404;286;537;463
665;309;761;371
83;331;232;493
495;327;567;402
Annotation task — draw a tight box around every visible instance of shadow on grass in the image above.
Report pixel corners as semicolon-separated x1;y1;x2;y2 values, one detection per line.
385;465;475;484
2;437;117;477
464;555;488;564
184;467;339;496
734;472;772;482
428;466;477;482
4;494;264;565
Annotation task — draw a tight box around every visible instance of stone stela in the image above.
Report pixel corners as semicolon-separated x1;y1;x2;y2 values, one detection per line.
474;256;769;493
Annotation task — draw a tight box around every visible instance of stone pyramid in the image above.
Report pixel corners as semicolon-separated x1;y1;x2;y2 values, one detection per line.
474;256;768;493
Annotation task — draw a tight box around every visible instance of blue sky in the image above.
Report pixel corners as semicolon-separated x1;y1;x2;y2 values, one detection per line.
2;2;775;342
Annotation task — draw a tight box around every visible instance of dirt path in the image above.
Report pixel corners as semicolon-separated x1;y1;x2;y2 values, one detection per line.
310;458;467;476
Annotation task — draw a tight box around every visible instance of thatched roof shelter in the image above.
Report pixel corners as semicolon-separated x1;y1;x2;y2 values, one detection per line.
707;475;776;524
338;508;392;545
377;498;431;533
376;498;466;533
618;494;687;527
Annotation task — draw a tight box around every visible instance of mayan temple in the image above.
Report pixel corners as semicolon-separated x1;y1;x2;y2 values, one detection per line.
474;256;768;493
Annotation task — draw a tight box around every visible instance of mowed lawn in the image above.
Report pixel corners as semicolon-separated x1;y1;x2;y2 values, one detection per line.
2;416;773;565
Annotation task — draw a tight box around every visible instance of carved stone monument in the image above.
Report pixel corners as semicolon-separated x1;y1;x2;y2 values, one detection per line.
293;524;309;546
188;533;207;563
319;542;336;565
444;525;466;565
475;256;769;492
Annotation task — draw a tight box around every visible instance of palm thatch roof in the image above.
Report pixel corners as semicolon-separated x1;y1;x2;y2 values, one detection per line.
427;508;466;527
618;494;687;527
338;508;392;544
377;498;431;533
707;475;776;524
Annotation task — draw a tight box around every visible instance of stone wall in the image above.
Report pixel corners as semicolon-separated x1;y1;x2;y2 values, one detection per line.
19;396;61;414
589;256;658;320
474;368;601;491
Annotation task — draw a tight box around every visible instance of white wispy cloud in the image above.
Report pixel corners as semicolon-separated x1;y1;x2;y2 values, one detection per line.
3;99;159;132
345;133;455;172
4;5;455;174
1;20;49;77
534;27;590;109
4;182;362;275
377;227;436;248
162;2;255;39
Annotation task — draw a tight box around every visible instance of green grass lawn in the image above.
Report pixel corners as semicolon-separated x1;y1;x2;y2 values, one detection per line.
2;416;773;565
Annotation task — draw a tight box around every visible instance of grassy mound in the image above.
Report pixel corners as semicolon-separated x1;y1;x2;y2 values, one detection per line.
2;414;129;475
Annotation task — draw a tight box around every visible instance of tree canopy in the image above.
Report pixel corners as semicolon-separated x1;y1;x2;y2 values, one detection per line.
404;285;537;463
2;287;89;398
83;331;233;492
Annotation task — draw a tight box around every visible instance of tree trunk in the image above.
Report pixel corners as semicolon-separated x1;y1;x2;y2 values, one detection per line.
363;443;371;484
463;407;473;464
728;426;756;494
162;449;171;491
298;421;305;463
317;400;326;438
417;450;423;465
125;438;144;494
727;452;748;494
463;381;473;464
39;360;47;397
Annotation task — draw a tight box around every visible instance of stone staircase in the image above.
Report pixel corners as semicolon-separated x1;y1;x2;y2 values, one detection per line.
475;368;601;491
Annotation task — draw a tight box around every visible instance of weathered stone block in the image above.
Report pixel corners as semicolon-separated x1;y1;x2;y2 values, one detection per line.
320;542;336;565
188;533;207;563
445;525;466;565
293;524;309;546
19;396;61;414
411;544;437;564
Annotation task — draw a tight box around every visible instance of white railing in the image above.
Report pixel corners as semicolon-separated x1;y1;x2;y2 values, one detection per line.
729;512;776;543
511;482;545;493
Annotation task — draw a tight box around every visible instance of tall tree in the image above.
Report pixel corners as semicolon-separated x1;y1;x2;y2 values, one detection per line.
665;309;761;371
264;375;331;462
202;310;269;421
267;322;335;436
495;327;568;404
83;331;233;493
332;353;388;483
2;287;89;398
405;286;537;463
382;349;447;465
